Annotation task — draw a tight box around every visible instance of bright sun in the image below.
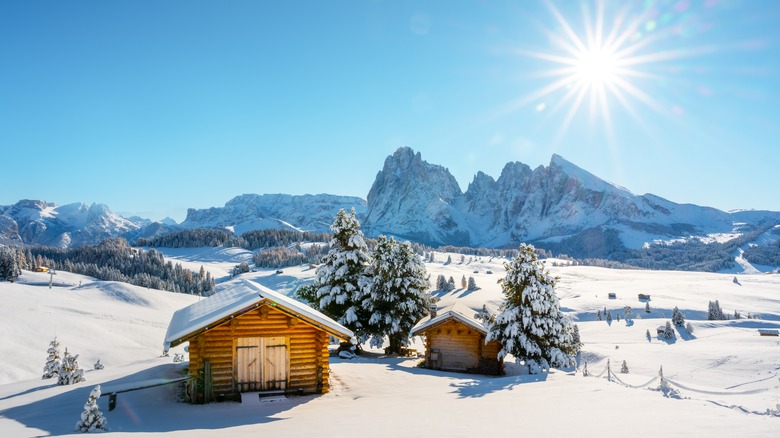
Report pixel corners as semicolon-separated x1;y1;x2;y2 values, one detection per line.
512;1;691;144
575;47;619;87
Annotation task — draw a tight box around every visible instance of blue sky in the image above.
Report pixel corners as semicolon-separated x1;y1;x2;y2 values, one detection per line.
2;0;779;221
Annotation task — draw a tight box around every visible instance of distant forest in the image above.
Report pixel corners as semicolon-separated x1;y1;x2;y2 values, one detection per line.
135;228;330;250
24;238;215;295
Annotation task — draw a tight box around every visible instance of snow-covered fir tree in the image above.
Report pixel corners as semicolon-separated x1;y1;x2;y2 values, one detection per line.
645;301;651;313
58;348;86;385
571;324;582;354
621;360;629;374
597;309;602;321
475;304;495;325
42;337;61;379
446;255;452;264
662;321;676;340
685;322;694;334
467;276;478;291
75;385;108;432
646;329;651;341
487;243;575;371
435;275;447;291
707;300;724;320
606;311;613;324
461;275;467;289
672;306;685;327
446;276;456;292
297;208;370;342
361;236;431;354
623;306;632;321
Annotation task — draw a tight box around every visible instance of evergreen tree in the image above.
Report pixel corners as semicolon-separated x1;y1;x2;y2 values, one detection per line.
446;255;452;264
606;311;613;324
42;338;61;379
645;301;650;313
0;247;22;280
297;208;370;342
467;276;478;291
571;324;582;354
596;309;602;321
621;360;629;374
461;275;467;289
707;300;724;320
672;306;685;327
734;309;741;319
685;322;694;334
446;276;456;292
623;306;632;321
646;329;651;341
663;321;676;340
436;275;447;291
75;385;108;432
58;348;86;385
487;243;575;371
362;236;431;354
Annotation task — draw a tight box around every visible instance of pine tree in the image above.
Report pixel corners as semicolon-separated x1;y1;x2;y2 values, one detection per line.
362;236;431;354
663;321;675;340
672;306;685;327
298;208;370;342
75;385;108;432
606;311;613;324
461;275;467;289
623;306;632;321
734;310;741;319
621;360;629;374
487;243;575;371
645;301;650;313
42;338;61;379
446;255;452;265
707;300;724;320
436;275;447;291
571;324;582;354
467;276;478;291
58;348;86;385
446;276;455;292
646;329;651;341
597;309;602;321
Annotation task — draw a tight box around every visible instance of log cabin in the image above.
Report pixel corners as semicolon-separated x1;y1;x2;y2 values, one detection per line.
164;279;354;402
410;303;503;375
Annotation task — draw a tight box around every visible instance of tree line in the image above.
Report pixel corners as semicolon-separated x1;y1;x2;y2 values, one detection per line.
135;228;330;251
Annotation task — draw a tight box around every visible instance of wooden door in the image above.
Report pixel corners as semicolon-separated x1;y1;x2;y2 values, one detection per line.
236;337;262;392
262;336;288;390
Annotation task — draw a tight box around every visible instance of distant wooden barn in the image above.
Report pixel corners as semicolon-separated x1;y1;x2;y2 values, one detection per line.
164;280;353;403
638;293;651;301
410;303;503;375
758;329;779;337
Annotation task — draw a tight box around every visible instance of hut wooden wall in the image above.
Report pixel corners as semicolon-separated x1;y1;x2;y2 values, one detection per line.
187;304;330;401
423;319;502;375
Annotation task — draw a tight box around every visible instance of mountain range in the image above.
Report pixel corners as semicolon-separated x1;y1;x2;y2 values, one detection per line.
2;147;778;258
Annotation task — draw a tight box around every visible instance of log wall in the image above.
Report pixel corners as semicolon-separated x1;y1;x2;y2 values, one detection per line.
423;319;502;375
187;304;331;401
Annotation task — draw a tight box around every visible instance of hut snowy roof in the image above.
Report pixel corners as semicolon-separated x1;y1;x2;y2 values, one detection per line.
164;279;354;351
410;302;488;337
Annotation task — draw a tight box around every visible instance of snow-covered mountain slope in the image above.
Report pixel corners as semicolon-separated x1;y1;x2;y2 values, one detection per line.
1;257;779;436
181;193;366;234
363;148;780;252
0;200;140;248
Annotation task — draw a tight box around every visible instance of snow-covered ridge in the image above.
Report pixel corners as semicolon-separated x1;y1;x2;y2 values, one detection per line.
362;147;780;250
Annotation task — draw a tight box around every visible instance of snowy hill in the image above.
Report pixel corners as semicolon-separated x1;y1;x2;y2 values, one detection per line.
1;254;779;436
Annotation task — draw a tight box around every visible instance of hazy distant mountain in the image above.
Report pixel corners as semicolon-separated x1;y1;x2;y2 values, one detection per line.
180;193;367;235
362;147;780;256
0;200;139;248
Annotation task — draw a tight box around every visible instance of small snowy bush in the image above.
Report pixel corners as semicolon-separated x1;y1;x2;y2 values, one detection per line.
58;348;86;385
75;385;108;432
93;359;104;370
42;338;61;380
621;360;629;374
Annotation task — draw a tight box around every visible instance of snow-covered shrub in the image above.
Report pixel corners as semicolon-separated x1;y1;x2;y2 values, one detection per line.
172;353;184;363
58;348;86;385
42;338;61;380
93;359;104;370
623;306;632;321
662;321;675;340
75;385;108;432
672;306;685;327
621;360;629;374
467;276;478;291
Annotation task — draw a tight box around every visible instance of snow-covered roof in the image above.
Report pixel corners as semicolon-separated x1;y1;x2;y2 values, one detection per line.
410;302;488;337
164;279;354;351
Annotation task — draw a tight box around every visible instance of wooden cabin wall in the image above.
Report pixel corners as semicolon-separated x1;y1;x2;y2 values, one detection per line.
187;304;330;401
426;320;481;371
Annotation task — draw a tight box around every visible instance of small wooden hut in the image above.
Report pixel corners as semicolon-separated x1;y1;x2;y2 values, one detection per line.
164;280;353;402
410;303;502;375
